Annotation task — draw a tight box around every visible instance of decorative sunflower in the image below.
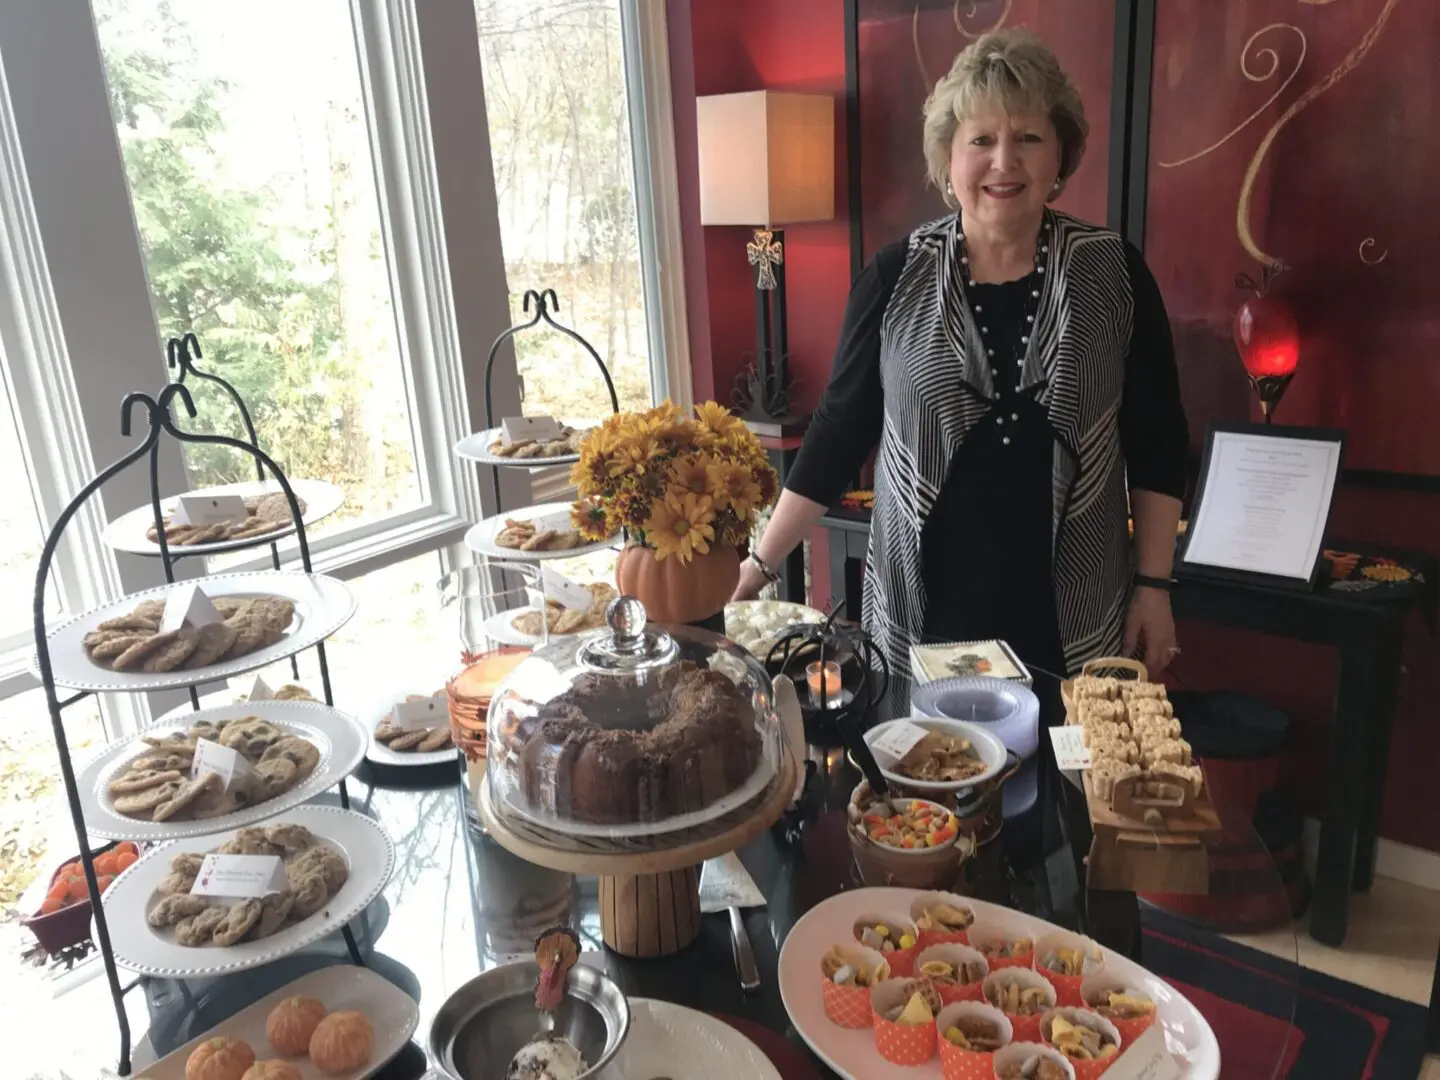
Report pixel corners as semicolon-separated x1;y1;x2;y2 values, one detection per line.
669;454;712;497
644;493;716;563
570;500;611;543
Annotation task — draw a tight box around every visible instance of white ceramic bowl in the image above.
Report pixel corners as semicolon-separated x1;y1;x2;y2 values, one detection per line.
862;716;1008;793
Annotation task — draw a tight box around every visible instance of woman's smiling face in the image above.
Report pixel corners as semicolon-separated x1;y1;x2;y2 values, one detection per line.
949;106;1061;236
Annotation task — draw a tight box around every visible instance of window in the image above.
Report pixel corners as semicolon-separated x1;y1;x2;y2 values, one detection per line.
93;0;424;540
475;0;657;416
0;368;53;641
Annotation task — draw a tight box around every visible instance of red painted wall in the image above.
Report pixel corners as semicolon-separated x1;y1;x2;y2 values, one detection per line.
667;0;1440;854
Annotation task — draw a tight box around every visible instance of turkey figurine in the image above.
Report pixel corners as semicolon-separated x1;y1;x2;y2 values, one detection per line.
534;926;581;1012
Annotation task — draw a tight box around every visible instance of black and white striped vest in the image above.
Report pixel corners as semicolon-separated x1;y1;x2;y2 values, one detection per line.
862;209;1135;678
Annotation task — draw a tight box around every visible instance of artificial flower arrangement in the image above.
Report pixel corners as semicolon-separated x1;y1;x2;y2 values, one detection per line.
570;401;779;564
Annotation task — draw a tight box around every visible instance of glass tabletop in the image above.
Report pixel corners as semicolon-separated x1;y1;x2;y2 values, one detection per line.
122;704;1299;1080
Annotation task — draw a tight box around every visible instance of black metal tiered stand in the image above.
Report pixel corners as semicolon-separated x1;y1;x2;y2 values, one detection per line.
475;289;620;510
33;375;362;1076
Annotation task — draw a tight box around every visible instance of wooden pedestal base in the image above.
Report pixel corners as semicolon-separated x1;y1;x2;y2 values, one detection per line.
599;867;702;958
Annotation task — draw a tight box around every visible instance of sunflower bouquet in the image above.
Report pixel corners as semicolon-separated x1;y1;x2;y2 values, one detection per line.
570;401;779;564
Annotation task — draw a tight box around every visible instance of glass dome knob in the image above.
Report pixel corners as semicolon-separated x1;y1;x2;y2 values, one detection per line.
607;595;647;646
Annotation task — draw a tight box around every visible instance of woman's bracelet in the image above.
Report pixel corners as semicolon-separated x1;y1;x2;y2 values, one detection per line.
746;553;783;585
1133;573;1176;591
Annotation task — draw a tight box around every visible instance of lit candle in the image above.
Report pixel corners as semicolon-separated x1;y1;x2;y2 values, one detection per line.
806;660;843;707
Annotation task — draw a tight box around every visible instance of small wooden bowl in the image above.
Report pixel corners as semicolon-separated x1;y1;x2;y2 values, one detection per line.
847;784;974;890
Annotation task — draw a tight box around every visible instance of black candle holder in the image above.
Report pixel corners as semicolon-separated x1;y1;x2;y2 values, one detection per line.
764;604;891;745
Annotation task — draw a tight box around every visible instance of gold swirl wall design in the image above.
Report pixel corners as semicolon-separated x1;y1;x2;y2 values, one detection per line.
912;0;1011;88
1158;0;1401;268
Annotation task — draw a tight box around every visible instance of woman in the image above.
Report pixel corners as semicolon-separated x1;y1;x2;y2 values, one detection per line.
733;30;1188;709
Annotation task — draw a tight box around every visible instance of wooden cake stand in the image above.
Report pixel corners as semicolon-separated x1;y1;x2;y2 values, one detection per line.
478;757;796;958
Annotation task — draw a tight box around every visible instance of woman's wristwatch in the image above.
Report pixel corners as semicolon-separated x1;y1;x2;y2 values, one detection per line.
745;553;783;585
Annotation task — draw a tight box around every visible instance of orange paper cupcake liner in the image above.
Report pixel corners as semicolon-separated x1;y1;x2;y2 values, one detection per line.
1062;1052;1118;1080
936;981;985;1006
820;976;873;1029
919;929;971;949
1040;970;1086;1007
1005;1013;1043;1043
938;1038;995;1080
1105;1011;1155;1045
887;944;919;978
870;1010;936;1066
984;951;1033;971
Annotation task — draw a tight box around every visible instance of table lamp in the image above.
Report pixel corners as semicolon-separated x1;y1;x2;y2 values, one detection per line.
697;90;834;426
1233;266;1299;423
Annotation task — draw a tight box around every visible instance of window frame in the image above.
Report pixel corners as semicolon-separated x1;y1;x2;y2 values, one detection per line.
0;0;691;706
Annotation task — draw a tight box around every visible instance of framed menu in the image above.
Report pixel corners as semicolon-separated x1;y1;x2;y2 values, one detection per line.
1177;423;1345;591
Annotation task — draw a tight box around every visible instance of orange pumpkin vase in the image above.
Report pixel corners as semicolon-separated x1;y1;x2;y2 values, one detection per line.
615;543;739;625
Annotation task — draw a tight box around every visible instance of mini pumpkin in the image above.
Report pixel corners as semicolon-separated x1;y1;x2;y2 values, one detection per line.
241;1063;303;1080
185;1036;255;1080
309;1010;374;1075
265;995;327;1056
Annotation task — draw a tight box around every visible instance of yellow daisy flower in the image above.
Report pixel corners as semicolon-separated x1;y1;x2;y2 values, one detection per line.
695;400;745;439
644;493;715;563
671;454;713;498
570;500;612;543
610;434;658;476
710;462;763;519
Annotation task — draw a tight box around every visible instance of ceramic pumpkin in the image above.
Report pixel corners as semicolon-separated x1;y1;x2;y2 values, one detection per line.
265;995;328;1056
615;542;739;624
240;1063;303;1080
308;1010;374;1075
185;1036;255;1080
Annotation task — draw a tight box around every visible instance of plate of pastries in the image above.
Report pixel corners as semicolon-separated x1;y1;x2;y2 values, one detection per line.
103;478;344;557
138;965;417;1079
77;700;367;840
369;692;457;766
102;805;394;978
463;501;620;561
40;571;356;692
453;420;593;466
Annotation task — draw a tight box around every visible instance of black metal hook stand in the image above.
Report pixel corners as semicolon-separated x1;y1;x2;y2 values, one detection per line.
478;289;620;511
163;334;301;686
33;383;362;1077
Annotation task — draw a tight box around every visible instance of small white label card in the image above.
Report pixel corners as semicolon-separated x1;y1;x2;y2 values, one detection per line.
1049;726;1092;770
170;493;248;527
394;691;448;732
190;737;253;791
869;719;931;763
247;675;275;702
500;415;562;445
190;853;288;899
541;565;593;612
159;583;224;634
1101;1025;1184;1080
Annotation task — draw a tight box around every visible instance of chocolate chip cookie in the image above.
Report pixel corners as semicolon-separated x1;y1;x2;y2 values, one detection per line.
147;894;212;927
183;621;239;669
175;906;227;947
253;890;295;938
108;768;183;796
261;736;320;779
113;779;186;816
212;899;263;946
151;773;220;822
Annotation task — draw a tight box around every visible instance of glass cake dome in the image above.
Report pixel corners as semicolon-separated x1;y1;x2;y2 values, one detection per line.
485;595;784;835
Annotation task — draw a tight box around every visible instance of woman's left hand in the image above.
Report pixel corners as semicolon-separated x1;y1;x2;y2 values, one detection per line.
1124;586;1178;675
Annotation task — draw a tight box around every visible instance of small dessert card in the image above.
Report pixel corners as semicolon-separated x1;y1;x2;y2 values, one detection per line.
159;584;223;634
1102;1026;1183;1080
500;415;562;445
393;692;447;732
541;566;592;612
191;737;253;791
247;675;275;702
170;493;248;527
869;720;930;764
190;853;287;899
1049;726;1092;770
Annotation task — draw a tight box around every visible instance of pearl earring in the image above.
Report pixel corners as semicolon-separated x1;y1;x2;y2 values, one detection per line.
945;179;954;197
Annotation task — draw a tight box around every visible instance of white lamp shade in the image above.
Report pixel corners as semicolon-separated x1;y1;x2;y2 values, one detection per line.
696;90;835;227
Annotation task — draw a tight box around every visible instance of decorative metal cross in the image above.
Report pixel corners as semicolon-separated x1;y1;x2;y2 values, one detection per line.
747;228;784;290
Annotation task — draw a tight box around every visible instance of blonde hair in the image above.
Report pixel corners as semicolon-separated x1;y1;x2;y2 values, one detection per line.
922;29;1089;206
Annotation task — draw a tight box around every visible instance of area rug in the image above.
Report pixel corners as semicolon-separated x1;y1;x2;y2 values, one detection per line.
1142;909;1428;1079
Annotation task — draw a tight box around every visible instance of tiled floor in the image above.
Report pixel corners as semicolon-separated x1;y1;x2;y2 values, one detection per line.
1224;874;1439;1078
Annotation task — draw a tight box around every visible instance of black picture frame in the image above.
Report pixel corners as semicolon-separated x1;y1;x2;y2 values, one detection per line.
1177;421;1346;593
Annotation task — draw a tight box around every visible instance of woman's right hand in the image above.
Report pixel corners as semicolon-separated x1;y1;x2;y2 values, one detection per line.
731;558;769;602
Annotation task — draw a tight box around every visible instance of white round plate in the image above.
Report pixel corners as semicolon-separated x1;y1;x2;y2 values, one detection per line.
453;419;596;467
612;999;782;1080
75;700;367;841
499;750;778;839
359;686;459;769
464;501;620;562
480;606;605;649
724;599;827;659
862;715;1009;792
103;478;345;557
37;570;357;693
100;804;394;979
778;887;1220;1080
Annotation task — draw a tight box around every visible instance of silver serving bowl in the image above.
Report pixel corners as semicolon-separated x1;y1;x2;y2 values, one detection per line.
428;961;630;1080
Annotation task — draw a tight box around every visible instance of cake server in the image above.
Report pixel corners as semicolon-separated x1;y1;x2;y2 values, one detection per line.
699;852;764;992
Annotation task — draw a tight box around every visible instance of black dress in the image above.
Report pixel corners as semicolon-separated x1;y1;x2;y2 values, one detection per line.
787;238;1188;706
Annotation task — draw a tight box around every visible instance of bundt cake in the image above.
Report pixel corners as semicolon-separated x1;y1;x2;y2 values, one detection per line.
498;662;762;824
